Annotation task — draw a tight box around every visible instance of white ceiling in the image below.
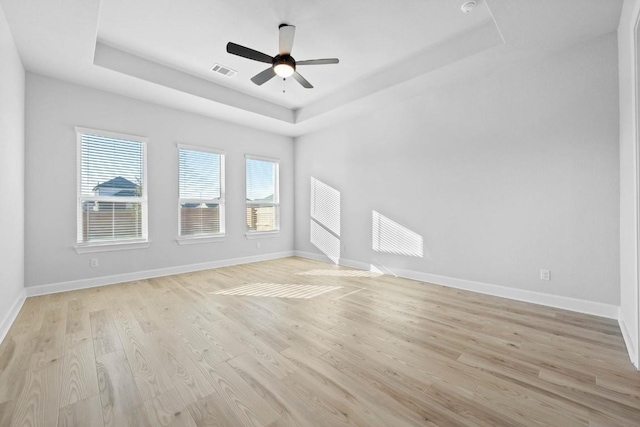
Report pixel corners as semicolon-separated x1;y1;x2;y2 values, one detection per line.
0;0;623;136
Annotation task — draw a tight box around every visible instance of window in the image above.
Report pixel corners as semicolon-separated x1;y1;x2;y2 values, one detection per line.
76;127;147;246
178;145;225;238
246;155;279;233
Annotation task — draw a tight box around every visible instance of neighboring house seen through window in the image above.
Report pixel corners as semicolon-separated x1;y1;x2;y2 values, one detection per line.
76;127;148;245
246;155;279;233
178;145;225;238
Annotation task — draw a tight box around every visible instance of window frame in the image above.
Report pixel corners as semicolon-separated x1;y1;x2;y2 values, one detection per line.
245;154;280;237
176;143;226;244
74;127;149;253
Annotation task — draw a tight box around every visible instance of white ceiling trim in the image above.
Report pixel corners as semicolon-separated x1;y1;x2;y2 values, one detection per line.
94;41;295;124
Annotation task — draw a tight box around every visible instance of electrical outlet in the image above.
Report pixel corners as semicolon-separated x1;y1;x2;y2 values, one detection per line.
256;242;261;249
90;258;99;268
540;269;550;281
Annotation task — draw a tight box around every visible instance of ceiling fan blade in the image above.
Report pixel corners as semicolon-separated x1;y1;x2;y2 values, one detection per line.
251;67;276;85
226;42;273;64
292;71;313;89
296;58;340;65
279;25;296;55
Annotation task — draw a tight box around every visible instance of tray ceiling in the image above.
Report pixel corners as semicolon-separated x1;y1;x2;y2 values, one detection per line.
0;0;623;136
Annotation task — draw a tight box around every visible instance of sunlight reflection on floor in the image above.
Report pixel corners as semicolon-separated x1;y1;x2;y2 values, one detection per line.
296;269;383;278
212;283;342;299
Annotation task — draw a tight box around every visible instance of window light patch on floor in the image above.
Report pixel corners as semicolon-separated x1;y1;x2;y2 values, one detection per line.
212;283;342;299
296;269;382;278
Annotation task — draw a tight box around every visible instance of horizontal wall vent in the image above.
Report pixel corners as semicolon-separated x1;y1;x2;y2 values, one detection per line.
211;64;237;78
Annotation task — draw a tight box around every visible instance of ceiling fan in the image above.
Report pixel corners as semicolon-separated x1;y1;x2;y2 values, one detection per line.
226;24;339;89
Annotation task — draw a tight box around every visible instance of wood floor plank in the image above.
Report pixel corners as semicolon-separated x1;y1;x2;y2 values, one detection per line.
320;348;431;402
0;400;14;426
217;303;292;353
0;336;29;404
161;314;242;365
459;351;640;425
96;350;144;427
59;334;99;407
284;360;416;426
472;382;588;426
226;353;337;427
33;307;67;357
10;357;62;427
596;372;640;397
147;331;217;406
127;298;160;333
66;298;91;338
58;395;104;427
195;358;280;426
165;279;222;325
424;381;523;426
143;389;197;427
0;257;638;426
4;297;45;340
110;302;174;401
281;346;426;427
187;392;242;427
226;354;301;425
90;309;123;357
538;368;640;417
213;318;298;380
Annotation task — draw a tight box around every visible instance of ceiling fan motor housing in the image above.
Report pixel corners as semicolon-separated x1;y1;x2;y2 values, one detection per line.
273;54;296;75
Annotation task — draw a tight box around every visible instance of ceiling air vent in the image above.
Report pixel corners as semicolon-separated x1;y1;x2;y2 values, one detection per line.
211;64;237;78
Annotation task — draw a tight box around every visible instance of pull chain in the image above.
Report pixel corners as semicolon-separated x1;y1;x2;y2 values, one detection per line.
282;78;286;93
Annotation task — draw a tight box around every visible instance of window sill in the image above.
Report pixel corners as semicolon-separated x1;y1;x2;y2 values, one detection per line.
74;240;150;254
245;231;280;240
176;235;226;245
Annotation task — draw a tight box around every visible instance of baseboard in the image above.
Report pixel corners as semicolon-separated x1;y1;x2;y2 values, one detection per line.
0;288;27;345
294;250;620;319
294;250;342;265
619;313;639;368
25;251;295;297
393;267;619;319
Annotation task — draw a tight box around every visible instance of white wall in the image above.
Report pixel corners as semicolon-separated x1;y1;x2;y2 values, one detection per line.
0;4;25;338
25;74;294;289
618;0;640;367
295;32;620;310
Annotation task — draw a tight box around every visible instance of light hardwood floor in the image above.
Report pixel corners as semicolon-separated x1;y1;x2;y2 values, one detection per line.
0;257;638;426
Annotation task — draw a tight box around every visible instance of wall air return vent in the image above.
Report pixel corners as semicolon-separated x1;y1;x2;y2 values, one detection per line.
211;64;237;78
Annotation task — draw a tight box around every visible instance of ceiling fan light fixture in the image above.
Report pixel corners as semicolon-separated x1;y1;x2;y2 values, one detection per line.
274;63;294;78
273;54;296;78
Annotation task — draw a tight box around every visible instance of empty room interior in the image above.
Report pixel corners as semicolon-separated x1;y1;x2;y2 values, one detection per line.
2;0;640;426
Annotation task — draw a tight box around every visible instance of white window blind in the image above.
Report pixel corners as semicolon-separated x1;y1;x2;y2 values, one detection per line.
178;146;225;237
77;128;147;244
246;156;279;232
